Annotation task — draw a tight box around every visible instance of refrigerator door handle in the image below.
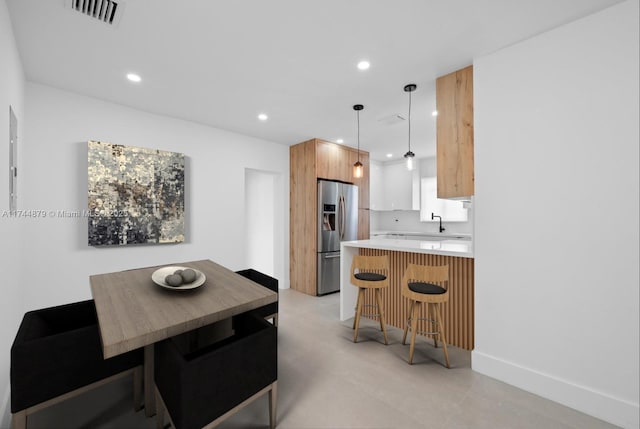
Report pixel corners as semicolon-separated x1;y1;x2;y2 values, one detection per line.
337;195;341;240
339;195;346;240
343;196;347;240
323;253;341;259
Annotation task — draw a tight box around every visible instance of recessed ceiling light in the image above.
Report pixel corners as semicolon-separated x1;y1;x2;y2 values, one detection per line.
258;113;268;121
336;138;344;144
386;153;393;158
432;110;438;117
126;73;141;83
357;61;370;70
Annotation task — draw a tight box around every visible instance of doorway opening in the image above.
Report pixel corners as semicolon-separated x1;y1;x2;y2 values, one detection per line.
244;168;283;284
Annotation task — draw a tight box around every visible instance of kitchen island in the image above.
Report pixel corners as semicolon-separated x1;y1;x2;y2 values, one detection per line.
340;238;474;350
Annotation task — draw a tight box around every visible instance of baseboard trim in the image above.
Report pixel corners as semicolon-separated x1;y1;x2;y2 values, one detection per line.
472;350;639;429
1;384;9;429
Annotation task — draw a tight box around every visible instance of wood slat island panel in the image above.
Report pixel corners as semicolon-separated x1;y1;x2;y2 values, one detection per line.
359;248;474;350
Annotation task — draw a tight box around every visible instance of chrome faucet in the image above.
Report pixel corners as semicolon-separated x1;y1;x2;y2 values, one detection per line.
432;213;445;233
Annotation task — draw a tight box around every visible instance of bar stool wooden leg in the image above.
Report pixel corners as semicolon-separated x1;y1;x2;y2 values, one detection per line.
353;288;364;343
435;304;450;368
375;289;389;345
408;302;420;364
428;303;438;348
402;299;415;345
352;287;363;329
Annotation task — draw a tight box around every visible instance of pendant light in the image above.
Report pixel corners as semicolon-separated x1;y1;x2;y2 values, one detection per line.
403;84;417;171
353;104;364;178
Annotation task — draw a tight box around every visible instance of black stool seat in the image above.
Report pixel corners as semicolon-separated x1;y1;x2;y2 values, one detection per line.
351;255;391;345
402;264;451;367
408;282;446;295
354;272;387;281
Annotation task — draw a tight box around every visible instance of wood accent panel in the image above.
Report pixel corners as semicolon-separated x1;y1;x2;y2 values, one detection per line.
359;248;474;350
290;138;370;294
352;150;370;239
290;140;317;295
316;139;350;182
357;208;369;240
436;65;474;199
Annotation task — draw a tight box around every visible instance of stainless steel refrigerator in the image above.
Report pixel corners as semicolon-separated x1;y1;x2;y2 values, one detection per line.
317;179;358;295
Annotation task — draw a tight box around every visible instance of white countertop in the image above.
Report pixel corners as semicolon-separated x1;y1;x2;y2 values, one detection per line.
342;237;474;258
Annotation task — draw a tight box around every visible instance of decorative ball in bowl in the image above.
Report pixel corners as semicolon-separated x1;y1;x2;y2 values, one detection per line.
152;266;206;290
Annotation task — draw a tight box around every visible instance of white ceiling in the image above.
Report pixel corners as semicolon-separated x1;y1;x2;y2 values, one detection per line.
6;0;623;161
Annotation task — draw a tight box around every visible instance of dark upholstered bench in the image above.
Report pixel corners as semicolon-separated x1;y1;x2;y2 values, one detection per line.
236;268;279;326
10;300;144;428
154;312;277;429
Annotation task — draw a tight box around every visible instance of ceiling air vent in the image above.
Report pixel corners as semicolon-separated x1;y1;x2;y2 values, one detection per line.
377;114;406;126
64;0;124;26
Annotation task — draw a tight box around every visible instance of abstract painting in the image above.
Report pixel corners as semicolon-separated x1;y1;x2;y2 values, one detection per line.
88;140;185;246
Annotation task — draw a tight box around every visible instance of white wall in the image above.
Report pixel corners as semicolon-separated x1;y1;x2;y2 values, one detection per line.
473;1;639;428
19;82;289;311
0;0;25;425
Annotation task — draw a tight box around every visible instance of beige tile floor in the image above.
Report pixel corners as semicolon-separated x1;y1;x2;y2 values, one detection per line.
24;289;619;429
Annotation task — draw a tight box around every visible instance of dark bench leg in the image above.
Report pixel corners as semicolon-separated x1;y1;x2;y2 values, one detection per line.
144;345;156;417
269;381;278;429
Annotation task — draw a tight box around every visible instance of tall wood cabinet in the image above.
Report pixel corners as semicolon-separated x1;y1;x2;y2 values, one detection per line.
436;65;474;199
290;138;370;295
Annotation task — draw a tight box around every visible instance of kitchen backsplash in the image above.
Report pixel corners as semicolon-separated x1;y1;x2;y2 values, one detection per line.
369;157;474;237
370;209;473;236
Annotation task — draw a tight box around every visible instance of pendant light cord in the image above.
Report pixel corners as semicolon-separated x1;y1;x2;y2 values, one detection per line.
357;110;361;163
407;89;412;153
352;104;364;170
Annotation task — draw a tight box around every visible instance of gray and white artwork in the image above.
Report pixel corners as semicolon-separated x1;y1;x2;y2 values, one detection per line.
87;140;185;246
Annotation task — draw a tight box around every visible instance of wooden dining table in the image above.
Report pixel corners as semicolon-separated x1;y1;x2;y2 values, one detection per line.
89;259;278;417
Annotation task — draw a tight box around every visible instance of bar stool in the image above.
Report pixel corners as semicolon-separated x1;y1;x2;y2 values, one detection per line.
401;264;451;367
351;255;389;344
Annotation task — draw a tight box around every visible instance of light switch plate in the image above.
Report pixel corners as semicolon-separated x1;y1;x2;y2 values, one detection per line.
9;106;17;211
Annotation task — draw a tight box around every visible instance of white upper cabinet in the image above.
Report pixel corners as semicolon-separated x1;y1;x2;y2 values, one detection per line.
370;161;420;211
369;162;384;211
420;177;468;221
